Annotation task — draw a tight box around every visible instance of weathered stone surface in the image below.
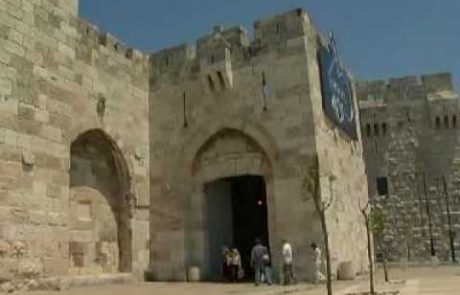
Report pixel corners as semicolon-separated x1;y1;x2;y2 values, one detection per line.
359;73;460;262
18;258;44;278
148;9;368;282
0;0;370;286
0;0;150;283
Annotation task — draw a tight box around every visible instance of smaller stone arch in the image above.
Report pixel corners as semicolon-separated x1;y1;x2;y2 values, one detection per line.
69;129;133;274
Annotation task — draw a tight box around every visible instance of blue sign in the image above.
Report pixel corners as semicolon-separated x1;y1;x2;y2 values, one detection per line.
319;34;357;139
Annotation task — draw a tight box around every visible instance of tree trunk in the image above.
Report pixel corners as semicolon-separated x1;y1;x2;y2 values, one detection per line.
365;216;375;294
383;257;389;283
377;238;389;283
320;212;333;295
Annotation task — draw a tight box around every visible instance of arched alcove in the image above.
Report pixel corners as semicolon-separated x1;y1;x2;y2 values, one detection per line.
69;129;133;274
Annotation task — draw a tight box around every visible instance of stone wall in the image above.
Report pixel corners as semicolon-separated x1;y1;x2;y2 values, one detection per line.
304;26;369;276
359;73;460;262
1;0;369;285
0;0;150;282
148;9;368;281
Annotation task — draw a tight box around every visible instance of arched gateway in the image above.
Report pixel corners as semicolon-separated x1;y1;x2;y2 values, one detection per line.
186;128;276;280
69;129;133;274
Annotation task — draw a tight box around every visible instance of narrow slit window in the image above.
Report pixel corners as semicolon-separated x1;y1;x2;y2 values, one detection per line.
217;71;226;89
444;115;449;128
183;91;188;128
435;117;441;129
207;75;215;91
374;123;379;136
382;122;387;136
366;124;372;137
453;115;457;128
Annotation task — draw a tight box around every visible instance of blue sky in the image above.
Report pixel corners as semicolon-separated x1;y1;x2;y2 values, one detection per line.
80;0;460;88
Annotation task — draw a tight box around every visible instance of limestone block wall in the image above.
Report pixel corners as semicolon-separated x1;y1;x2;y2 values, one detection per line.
304;28;368;276
148;9;368;281
359;73;460;261
0;0;150;280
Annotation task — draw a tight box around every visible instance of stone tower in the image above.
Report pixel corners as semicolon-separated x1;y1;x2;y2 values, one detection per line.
148;9;368;280
359;73;460;262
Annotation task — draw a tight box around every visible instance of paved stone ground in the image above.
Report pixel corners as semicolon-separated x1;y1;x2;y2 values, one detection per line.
23;280;354;295
394;266;460;295
20;266;460;295
344;266;460;295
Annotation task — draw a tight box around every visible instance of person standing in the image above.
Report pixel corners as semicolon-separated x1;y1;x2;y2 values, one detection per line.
222;246;230;281
228;247;242;283
281;239;296;285
251;238;272;286
311;243;326;283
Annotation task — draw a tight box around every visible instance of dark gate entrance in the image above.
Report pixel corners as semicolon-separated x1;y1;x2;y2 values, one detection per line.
205;175;269;281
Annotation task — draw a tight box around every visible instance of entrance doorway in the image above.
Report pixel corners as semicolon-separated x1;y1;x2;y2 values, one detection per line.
204;175;269;281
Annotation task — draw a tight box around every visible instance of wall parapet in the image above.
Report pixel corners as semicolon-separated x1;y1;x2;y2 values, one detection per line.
76;19;148;64
357;72;457;105
150;8;313;77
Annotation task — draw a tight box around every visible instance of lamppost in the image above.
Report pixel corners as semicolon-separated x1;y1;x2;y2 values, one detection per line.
423;173;436;257
441;175;457;263
418;172;436;257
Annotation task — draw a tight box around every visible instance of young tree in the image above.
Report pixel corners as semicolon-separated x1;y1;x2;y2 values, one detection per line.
370;206;389;283
302;155;335;295
359;201;375;294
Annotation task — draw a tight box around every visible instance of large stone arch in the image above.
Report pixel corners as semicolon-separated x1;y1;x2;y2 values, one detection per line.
183;118;279;177
191;128;273;181
69;129;133;274
185;127;277;278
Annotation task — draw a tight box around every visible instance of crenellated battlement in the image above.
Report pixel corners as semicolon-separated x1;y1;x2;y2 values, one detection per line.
357;72;457;106
421;72;454;94
254;8;312;49
76;19;148;64
150;8;313;77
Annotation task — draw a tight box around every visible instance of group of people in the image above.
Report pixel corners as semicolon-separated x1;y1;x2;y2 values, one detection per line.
221;247;243;282
281;241;326;285
221;239;325;286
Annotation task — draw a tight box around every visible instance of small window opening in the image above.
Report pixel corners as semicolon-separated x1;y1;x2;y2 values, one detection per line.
275;23;280;33
210;55;215;64
217;71;226;89
435;117;441;129
453;115;457;128
382;122;387;136
374;123;379;136
207;75;215;91
444;115;449;128
165;57;169;67
366;124;372;137
114;43;119;51
376;177;388;196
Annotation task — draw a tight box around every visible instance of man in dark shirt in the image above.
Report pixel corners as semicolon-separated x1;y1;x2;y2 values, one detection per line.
251;238;272;286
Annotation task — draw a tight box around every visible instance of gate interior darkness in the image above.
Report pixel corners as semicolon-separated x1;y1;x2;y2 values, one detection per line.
205;175;269;281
